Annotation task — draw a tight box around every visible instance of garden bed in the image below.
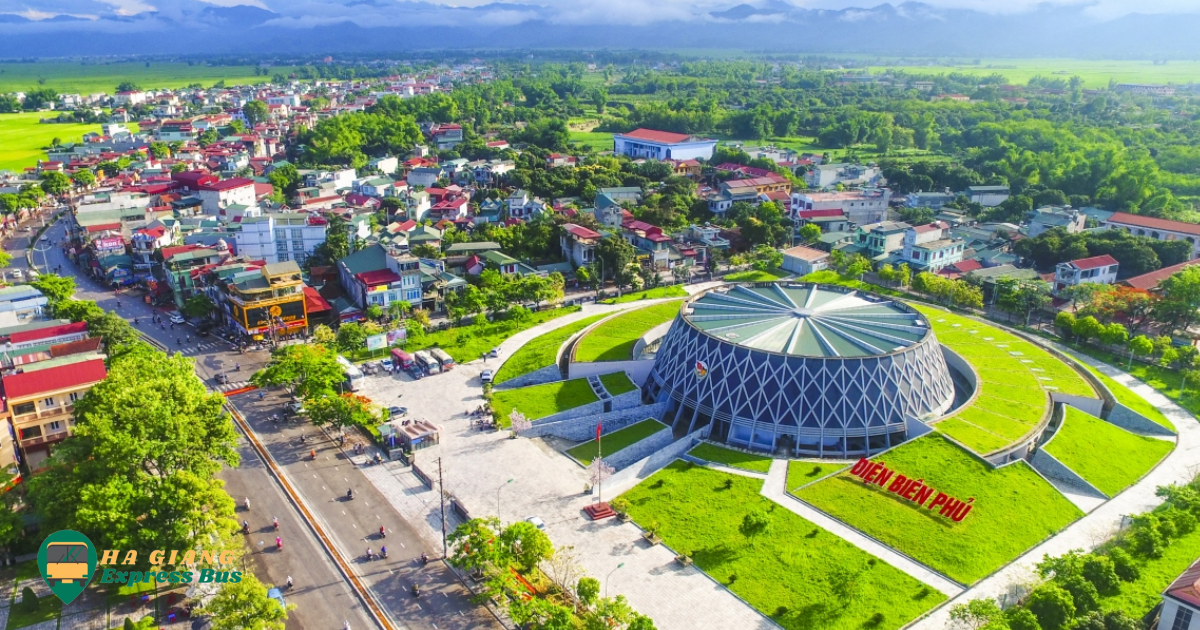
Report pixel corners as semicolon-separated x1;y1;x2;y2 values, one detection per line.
1044;407;1172;497
724;268;789;282
574;300;683;362
598;371;637;396
566;419;667;466
620;462;945;630
795;434;1083;584
491;378;598;424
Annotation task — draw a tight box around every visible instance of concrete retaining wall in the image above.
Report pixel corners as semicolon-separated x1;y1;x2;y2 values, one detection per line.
568;359;655;386
605;424;674;470
529;389;642;427
519;401;670;441
1029;448;1109;500
1108;403;1177;437
1052;392;1104;417
600;428;706;499
494;365;563;391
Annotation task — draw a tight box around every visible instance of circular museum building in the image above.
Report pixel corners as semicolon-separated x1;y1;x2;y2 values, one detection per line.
643;283;956;458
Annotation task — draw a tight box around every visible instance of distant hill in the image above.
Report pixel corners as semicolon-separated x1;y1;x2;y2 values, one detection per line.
3;1;1200;58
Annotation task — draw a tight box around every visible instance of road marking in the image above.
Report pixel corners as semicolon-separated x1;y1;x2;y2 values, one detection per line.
399;542;405;548
342;510;346;515
352;523;357;528
376;515;380;520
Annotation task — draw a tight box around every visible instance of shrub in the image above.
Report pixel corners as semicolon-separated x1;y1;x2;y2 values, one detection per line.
1058;574;1099;617
1108;548;1140;582
19;586;38;614
1026;584;1075;630
1081;555;1121;596
576;576;600;606
1006;607;1041;630
124;619;136;630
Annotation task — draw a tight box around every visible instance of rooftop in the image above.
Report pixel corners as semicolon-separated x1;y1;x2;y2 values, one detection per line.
1065;254;1119;270
617;128;705;145
684;284;931;358
1106;211;1200;237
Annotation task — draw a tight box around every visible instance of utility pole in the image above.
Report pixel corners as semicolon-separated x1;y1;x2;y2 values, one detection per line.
437;457;447;557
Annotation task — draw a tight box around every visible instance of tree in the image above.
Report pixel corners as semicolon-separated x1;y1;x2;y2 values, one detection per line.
28;345;239;568
1129;335;1154;365
180;294;215;320
242;100;270;127
148;142;170;160
1158;266;1200;331
948;599;1005;630
84;312;140;358
304;393;378;431
252;344;345;399
1005;608;1040;630
312;324;336;347
18;586;37;614
72;170;96;188
30;274;76;306
1081;554;1121;596
207;572;290;630
500;520;554;573
595;237;636;286
447;517;507;577
365;305;384;321
336;322;368;353
1071;316;1104;345
1054;311;1077;339
739;509;773;544
1026;584;1075;630
1099;323;1128;348
115;81;140;93
576;577;601;607
308;215;351;269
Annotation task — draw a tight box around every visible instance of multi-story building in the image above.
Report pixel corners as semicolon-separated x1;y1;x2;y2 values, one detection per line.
612;128;716;161
561;223;603;267
162;243;227;308
804;163;881;189
224;261;309;340
1103;211;1200;260
1053;255;1119;296
905;190;956;210
781;245;830;276
197;177;256;216
791;189;890;226
855;221;911;259
901;222;965;272
2;355;107;469
0;286;47;328
336;244;423;311
235;213;328;265
1028;206;1086;238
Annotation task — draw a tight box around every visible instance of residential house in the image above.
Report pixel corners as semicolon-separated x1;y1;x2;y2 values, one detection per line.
1122;259;1200;293
804;163;881;189
964;185;1010;207
506;189;547;220
337;245;423;313
598;187;642;203
781;245;830;276
612;128;716;161
622;220;675;270
430;123;464;150
905;190;956;210
1053;255;1119;296
1153;556;1200;630
407;167;441;188
901;222;965;272
1028;206;1087;238
795;209;850;234
2;354;107;469
791;189;890;226
1103;212;1200;260
197;177;257;216
0;286;47;327
561;223;603;267
855;221;911;259
223;261;309;339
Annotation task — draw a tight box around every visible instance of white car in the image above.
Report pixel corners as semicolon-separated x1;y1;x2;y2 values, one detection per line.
525;516;545;530
9;269;22;280
169;314;186;324
480;369;494;384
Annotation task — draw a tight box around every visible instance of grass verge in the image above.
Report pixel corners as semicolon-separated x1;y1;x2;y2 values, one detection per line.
400;305;580;364
492;378;598;424
6;595;62;629
786;460;850;491
1081;363;1175;431
493;313;607;384
687;442;773;473
599;371;637;396
599;285;687;304
1044;407;1173;497
567;419;667;465
574;300;682;362
796;434;1083;584
621;462;945;630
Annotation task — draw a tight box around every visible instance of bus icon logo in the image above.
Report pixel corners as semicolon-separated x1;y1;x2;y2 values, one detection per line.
37;530;96;604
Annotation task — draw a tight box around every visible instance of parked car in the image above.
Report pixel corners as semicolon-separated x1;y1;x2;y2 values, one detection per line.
480;369;494;384
266;587;287;612
488;347;500;358
525;516;546;530
380;358;394;372
9;269;22;280
286;399;305;417
215;373;229;385
388;406;408;419
169;313;185;324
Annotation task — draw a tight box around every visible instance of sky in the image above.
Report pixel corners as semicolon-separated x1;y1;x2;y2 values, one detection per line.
4;0;1200;24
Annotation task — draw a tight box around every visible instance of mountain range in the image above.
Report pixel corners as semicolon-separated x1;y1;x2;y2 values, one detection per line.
3;2;1200;58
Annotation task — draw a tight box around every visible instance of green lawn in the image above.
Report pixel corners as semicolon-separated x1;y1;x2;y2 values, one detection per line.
1082;363;1175;431
7;595;62;629
399;306;581;364
567;419;667;465
687;442;773;473
725;268;790;282
914;304;1096;454
574;300;683;362
1044;407;1173;497
599;371;637;396
599;285;687;304
796;435;1083;584
493;313;608;385
0;112;108;172
786;460;850;492
621;462;945;630
492;378;598;424
568;131;614;151
0;61;297;94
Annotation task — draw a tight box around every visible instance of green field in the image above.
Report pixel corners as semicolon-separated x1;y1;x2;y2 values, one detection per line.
493;313;608;385
599;285;687;304
915;304;1096;454
687;442;773;473
1044;407;1173;497
574;300;683;362
621;462;945;630
0;112;106;173
599;371;637;396
786;460;849;492
0;61;295;94
860;57;1200;89
567;419;666;465
725;268;790;282
796;435;1083;584
399;305;581;364
568;130;614;151
491;377;598;425
1082;364;1175;431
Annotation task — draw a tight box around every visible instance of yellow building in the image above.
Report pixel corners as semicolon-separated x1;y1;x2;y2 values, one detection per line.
1;355;108;470
225;261;308;340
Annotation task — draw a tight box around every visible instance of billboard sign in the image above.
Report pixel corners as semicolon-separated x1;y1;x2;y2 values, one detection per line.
366;334;388;351
93;237;125;251
235;298;305;330
387;328;407;345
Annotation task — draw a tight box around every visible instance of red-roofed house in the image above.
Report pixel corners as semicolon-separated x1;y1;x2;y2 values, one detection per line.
560;223;603;267
1104;211;1200;260
197;177;256;215
613;128;717;161
1122;259;1200;292
1054;254;1119;296
2;321;88;352
2;357;107;467
1157;557;1200;630
937;259;984;280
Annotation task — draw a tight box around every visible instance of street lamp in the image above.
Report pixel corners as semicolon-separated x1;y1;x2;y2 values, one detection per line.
496;478;513;522
604;562;625;598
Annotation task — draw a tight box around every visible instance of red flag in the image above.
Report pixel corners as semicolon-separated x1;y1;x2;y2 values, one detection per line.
596;422;602;442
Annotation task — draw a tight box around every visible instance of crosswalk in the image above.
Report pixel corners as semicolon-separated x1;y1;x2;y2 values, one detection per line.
169;341;236;355
213;380;254;393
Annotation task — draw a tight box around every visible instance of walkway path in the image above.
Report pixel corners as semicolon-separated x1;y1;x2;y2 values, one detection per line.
759;460;966;598
909;343;1200;629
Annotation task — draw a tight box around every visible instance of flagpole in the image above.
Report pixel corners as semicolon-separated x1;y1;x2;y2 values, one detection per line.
597;422;603;505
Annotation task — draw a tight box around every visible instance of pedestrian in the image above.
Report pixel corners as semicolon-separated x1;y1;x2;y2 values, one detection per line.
258;391;265;401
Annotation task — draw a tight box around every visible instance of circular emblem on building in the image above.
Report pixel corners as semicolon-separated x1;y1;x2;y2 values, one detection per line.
694;360;709;379
269;305;282;317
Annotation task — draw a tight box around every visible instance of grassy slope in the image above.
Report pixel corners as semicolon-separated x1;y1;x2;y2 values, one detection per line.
1044;407;1173;497
796;435;1083;584
567;419;666;465
1099;523;1200;618
915;304;1095;454
0;112;107;172
574;300;682;362
621;462;945;630
599;371;637;396
600;285;687;304
402;306;580;364
491;378;598;423
0;62;294;94
493;312;607;384
725;268;789;282
786;460;850;491
1082;363;1175;431
687;442;773;473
